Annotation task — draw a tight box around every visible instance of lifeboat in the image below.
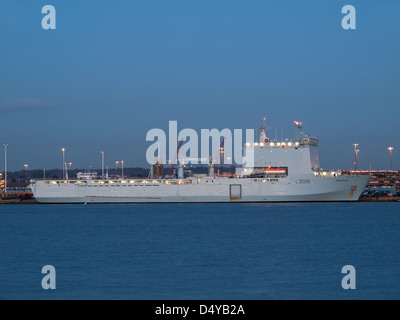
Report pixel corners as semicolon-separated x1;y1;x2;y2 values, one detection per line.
265;168;286;175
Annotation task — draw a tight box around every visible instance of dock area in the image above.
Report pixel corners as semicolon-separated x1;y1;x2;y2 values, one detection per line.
0;199;37;204
359;197;400;202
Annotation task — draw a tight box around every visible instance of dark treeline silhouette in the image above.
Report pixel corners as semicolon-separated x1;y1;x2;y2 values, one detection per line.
3;168;150;181
2;165;233;182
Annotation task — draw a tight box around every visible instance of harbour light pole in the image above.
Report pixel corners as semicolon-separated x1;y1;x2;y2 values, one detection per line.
121;160;124;179
353;144;359;170
115;161;119;177
68;162;72;180
61;148;65;179
388;147;394;171
101;151;105;179
4;144;7;192
24;164;29;182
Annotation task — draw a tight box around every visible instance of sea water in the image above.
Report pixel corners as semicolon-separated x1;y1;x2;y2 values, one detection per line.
0;203;399;300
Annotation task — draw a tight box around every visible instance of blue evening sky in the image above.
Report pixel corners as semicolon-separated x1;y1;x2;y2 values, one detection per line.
0;1;399;171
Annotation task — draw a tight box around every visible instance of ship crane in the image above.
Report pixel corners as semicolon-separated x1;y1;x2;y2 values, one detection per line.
167;139;184;177
219;137;225;174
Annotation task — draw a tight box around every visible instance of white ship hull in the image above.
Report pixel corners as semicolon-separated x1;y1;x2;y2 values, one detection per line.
31;174;370;204
30;120;371;204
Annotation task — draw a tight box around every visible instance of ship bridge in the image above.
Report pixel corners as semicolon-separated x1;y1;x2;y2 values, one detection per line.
237;120;320;177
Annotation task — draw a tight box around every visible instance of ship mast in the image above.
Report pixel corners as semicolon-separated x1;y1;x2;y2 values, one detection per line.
294;121;303;141
259;117;271;143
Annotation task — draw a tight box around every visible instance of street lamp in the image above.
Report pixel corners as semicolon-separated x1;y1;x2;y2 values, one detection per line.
101;151;105;179
24;164;29;181
353;144;359;170
61;148;66;179
121;160;124;179
65;162;68;180
388;147;394;171
115;161;119;177
68;162;72;180
4;144;8;192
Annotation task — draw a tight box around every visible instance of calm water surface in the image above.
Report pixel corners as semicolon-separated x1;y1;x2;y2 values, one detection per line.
0;203;399;300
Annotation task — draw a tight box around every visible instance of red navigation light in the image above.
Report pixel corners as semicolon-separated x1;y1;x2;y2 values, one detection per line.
263;117;266;121
265;138;269;143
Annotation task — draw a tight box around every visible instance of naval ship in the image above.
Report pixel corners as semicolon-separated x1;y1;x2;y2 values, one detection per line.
30;121;370;203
